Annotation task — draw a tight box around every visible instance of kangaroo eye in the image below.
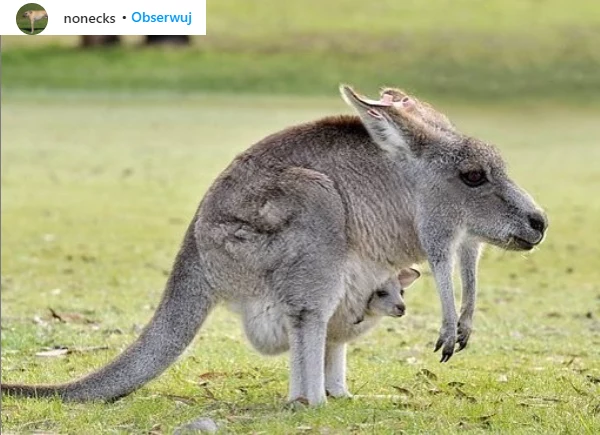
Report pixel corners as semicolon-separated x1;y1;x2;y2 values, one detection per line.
375;290;388;298
400;289;405;297
460;170;487;187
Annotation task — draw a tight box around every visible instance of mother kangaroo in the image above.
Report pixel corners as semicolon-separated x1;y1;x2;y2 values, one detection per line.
1;85;547;405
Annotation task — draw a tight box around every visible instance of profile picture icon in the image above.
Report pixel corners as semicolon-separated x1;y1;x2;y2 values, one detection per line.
17;3;48;35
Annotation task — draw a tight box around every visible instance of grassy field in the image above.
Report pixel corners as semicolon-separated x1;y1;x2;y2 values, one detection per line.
1;93;599;434
2;0;600;101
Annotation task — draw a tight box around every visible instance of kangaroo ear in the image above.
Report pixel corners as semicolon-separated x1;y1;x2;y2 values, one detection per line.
340;85;416;155
397;268;421;288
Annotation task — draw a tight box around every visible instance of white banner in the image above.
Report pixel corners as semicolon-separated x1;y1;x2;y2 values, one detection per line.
2;1;206;36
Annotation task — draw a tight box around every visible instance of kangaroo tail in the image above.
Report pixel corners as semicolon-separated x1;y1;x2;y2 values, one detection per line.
1;219;215;401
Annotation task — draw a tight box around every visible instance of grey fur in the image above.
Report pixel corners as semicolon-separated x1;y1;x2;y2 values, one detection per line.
325;268;420;398
230;268;419;399
1;85;546;406
229;268;419;355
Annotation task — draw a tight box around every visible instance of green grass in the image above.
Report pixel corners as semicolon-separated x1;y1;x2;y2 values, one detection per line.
2;0;600;101
15;3;48;35
1;93;599;433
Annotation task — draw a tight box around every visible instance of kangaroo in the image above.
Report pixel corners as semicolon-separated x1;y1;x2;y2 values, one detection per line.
230;268;420;356
22;10;48;34
1;85;547;406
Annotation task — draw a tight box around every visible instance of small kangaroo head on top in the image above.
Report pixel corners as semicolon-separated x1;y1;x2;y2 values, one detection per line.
340;86;548;251
353;268;419;324
365;268;421;319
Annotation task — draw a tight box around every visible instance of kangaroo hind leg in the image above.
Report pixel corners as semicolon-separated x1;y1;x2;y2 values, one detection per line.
269;167;347;406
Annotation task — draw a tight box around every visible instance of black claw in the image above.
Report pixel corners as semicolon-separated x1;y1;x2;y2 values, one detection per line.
456;341;467;352
434;339;443;353
440;344;455;362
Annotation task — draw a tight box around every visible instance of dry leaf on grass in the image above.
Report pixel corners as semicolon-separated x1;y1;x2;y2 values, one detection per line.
517;394;563;404
586;375;600;384
353;394;404;400
163;394;198;405
391;386;413;396
454;388;477;403
48;307;97;324
200;387;217;401
199;371;228;380
394;400;432;411
477;413;495;423
457;421;477;430
148;423;163;435
569;381;592;397
35;348;69;357
418;368;438;380
35;346;109;357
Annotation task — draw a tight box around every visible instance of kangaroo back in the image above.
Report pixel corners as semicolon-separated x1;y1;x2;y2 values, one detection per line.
1;219;215;401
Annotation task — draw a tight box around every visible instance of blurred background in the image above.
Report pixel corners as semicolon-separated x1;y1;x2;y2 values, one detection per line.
3;0;600;100
2;1;599;433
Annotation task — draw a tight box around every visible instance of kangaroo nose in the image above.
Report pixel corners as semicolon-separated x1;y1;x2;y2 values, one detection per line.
395;304;405;316
528;212;547;234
